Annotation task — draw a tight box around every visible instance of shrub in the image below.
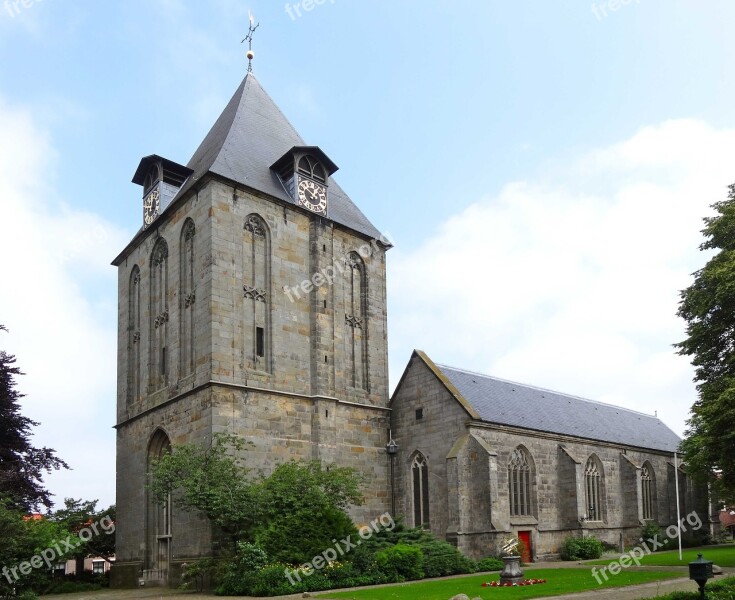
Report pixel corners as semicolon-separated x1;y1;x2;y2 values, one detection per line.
253;506;356;565
41;572;111;595
641;523;663;549
560;535;604;560
420;540;475;578
476;557;504;572
215;543;269;595
227;563;296;597
234;542;268;571
180;557;220;592
16;592;39;600
44;581;102;594
375;544;424;581
349;518;475;579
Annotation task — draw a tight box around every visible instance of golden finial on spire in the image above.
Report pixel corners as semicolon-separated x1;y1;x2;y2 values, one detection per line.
241;10;260;73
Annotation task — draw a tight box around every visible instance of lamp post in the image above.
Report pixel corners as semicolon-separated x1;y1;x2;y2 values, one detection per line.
386;432;399;516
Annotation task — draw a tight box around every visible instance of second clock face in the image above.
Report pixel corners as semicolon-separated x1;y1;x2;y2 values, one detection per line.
143;189;160;227
297;179;327;214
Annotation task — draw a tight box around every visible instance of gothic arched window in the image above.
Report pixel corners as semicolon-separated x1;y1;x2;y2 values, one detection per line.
508;446;533;517
412;453;430;527
243;214;271;371
641;462;655;521
150;238;169;390
127;266;141;404
345;252;368;390
585;455;604;522
146;429;172;575
180;219;196;376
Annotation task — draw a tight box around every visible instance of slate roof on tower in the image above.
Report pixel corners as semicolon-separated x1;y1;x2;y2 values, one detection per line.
394;350;681;453
175;73;385;241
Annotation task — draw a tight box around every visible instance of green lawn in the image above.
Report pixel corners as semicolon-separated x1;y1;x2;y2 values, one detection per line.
317;568;681;600
590;545;735;568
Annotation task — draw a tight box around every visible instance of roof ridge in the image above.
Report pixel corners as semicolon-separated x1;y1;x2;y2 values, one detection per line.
435;363;660;420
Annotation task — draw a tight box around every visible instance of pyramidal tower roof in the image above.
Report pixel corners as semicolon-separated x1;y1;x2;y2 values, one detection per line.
175;73;384;240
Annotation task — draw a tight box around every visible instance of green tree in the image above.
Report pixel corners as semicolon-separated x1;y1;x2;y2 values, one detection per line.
0;326;68;511
249;460;362;562
48;499;116;575
677;184;735;501
0;500;71;599
148;433;257;544
149;434;365;560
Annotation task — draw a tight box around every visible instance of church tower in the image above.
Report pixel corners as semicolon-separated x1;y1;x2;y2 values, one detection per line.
111;71;392;588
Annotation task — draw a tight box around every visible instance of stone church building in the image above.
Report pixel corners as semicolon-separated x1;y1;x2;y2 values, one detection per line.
110;71;708;587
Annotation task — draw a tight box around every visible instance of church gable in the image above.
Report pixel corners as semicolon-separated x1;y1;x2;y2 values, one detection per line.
390;350;479;419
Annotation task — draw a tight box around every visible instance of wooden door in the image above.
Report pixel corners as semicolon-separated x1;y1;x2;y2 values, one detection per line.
518;530;532;563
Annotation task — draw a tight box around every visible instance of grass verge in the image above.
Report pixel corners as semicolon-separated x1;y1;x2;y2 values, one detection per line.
317;567;681;600
589;545;735;568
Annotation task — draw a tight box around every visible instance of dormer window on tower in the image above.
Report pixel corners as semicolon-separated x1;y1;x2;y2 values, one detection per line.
271;146;338;216
132;155;193;229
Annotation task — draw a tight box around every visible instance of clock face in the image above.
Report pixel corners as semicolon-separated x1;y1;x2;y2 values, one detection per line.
297;179;327;214
143;189;160;227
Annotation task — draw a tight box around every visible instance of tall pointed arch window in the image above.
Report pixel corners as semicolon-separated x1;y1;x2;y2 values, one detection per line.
180;220;196;377
243;215;271;371
150;238;169;390
127;266;141;404
345;252;368;390
146;430;172;579
641;463;655;521
508;446;533;517
412;453;430;527
585;455;604;522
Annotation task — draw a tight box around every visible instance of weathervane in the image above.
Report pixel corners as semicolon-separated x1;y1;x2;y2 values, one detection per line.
242;10;260;73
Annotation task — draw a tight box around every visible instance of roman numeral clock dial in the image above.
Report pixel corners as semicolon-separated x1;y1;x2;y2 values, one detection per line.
297;179;327;214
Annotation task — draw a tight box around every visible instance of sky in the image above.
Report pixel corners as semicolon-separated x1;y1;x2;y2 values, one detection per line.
1;0;735;510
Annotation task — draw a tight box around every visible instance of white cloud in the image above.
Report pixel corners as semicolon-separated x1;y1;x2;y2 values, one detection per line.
389;119;733;438
0;99;127;509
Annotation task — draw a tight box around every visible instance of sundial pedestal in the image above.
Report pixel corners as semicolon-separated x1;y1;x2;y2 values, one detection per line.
499;556;524;585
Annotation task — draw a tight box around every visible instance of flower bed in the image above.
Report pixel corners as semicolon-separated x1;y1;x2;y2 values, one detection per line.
482;578;547;587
